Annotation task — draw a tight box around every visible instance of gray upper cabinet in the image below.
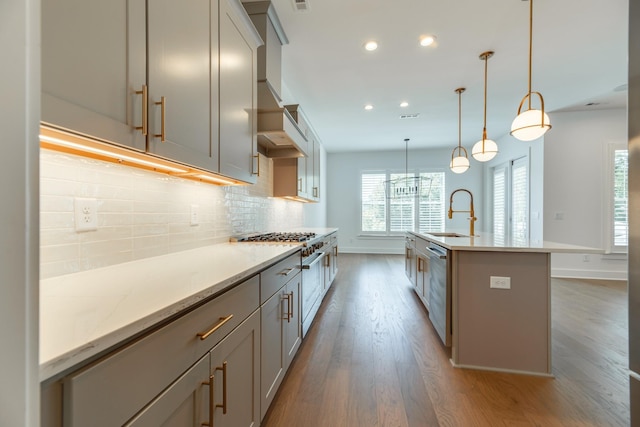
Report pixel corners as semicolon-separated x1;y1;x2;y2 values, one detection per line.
41;0;146;151
219;0;260;184
42;0;261;183
146;0;218;172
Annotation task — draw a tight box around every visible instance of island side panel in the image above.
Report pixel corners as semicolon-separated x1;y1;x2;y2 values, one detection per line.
453;250;551;375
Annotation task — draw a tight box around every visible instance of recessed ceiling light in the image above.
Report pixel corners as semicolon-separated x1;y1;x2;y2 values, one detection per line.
364;41;378;51
419;35;437;47
364;104;374;110
400;101;409;108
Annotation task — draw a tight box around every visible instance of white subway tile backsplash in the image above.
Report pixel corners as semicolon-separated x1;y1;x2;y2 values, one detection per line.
40;149;304;279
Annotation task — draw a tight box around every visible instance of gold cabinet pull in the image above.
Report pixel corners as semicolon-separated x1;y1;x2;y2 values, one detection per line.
154;96;166;142
197;314;233;340
282;293;291;322
278;267;296;276
252;154;260;176
313;186;318;198
334;246;338;257
201;375;214;427
325;253;330;267
215;362;228;414
287;292;294;322
135;85;148;136
417;257;424;273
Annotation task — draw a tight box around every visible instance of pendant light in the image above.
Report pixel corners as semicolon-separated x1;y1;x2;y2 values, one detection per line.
472;51;498;162
384;138;430;199
510;0;551;141
450;88;470;174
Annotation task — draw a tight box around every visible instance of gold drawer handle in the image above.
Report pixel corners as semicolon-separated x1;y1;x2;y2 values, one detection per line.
278;267;296;276
197;314;233;341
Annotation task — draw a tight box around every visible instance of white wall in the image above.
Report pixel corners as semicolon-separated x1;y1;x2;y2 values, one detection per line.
544;108;628;280
327;147;484;254
1;0;40;424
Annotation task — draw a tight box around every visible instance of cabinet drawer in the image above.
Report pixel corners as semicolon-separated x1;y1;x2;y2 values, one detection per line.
64;275;259;427
260;251;301;304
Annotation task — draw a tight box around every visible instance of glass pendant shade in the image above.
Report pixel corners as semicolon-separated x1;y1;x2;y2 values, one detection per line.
511;108;551;141
450;154;470;173
512;0;551;142
472;138;498;162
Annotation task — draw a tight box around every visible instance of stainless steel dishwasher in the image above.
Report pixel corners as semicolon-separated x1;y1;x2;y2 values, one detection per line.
424;242;451;347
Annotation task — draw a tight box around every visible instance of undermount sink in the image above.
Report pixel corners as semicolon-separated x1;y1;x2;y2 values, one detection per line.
427;232;468;238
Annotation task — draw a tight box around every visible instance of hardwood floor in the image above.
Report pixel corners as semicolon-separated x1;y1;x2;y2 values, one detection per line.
262;254;630;427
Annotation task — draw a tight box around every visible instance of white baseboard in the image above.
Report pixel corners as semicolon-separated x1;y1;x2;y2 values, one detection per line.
551;268;627;281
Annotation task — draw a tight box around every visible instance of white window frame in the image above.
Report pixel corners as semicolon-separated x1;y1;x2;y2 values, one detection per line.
360;169;446;236
604;143;628;254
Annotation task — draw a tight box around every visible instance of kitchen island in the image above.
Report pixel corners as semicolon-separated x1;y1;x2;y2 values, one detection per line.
407;230;601;376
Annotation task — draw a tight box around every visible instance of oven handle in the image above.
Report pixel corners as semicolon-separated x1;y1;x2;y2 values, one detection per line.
301;252;325;269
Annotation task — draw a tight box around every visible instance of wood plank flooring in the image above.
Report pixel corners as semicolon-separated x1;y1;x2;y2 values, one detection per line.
262;254;629;427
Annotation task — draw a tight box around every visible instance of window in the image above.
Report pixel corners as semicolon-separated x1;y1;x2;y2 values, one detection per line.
361;171;445;235
607;146;628;252
492;157;529;244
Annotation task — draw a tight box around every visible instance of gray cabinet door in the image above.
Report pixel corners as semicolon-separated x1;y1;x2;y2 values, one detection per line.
147;0;218;171
219;0;258;183
41;0;146;151
284;275;302;368
260;287;286;419
210;310;261;427
125;355;209;427
297;156;309;199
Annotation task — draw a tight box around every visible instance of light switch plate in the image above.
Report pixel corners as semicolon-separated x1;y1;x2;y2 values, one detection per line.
190;204;199;226
490;276;511;289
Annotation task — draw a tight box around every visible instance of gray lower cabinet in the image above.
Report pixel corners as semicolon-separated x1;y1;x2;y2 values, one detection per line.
260;271;302;420
125;354;210;426
41;0;146;151
416;251;430;310
127;310;260;427
209;310;261;427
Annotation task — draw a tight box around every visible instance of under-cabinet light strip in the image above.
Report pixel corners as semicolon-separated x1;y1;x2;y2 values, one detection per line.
39;126;246;186
40;133;189;173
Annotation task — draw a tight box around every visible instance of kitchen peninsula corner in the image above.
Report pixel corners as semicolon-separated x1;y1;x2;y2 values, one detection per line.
406;230;601;376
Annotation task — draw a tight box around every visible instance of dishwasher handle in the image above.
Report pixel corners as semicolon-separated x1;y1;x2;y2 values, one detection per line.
425;246;447;260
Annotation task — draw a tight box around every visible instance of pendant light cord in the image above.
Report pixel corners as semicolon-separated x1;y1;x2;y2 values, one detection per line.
458;90;462;150
528;0;533;109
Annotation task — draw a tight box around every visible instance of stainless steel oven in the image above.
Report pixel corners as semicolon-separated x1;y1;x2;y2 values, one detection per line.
231;231;325;337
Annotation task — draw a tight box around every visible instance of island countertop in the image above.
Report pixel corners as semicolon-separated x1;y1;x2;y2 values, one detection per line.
408;230;602;254
39;242;302;382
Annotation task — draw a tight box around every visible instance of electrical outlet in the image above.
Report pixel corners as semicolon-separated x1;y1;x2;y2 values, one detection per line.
74;197;98;232
190;204;199;226
490;276;511;290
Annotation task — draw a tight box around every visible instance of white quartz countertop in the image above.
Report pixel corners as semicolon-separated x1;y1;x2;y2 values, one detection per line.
408;230;603;253
39;242;303;381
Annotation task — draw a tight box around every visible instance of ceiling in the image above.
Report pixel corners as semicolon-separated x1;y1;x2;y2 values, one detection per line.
269;0;628;153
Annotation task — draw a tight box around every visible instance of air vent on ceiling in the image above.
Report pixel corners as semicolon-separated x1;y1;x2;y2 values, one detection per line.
292;0;310;12
399;113;420;119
